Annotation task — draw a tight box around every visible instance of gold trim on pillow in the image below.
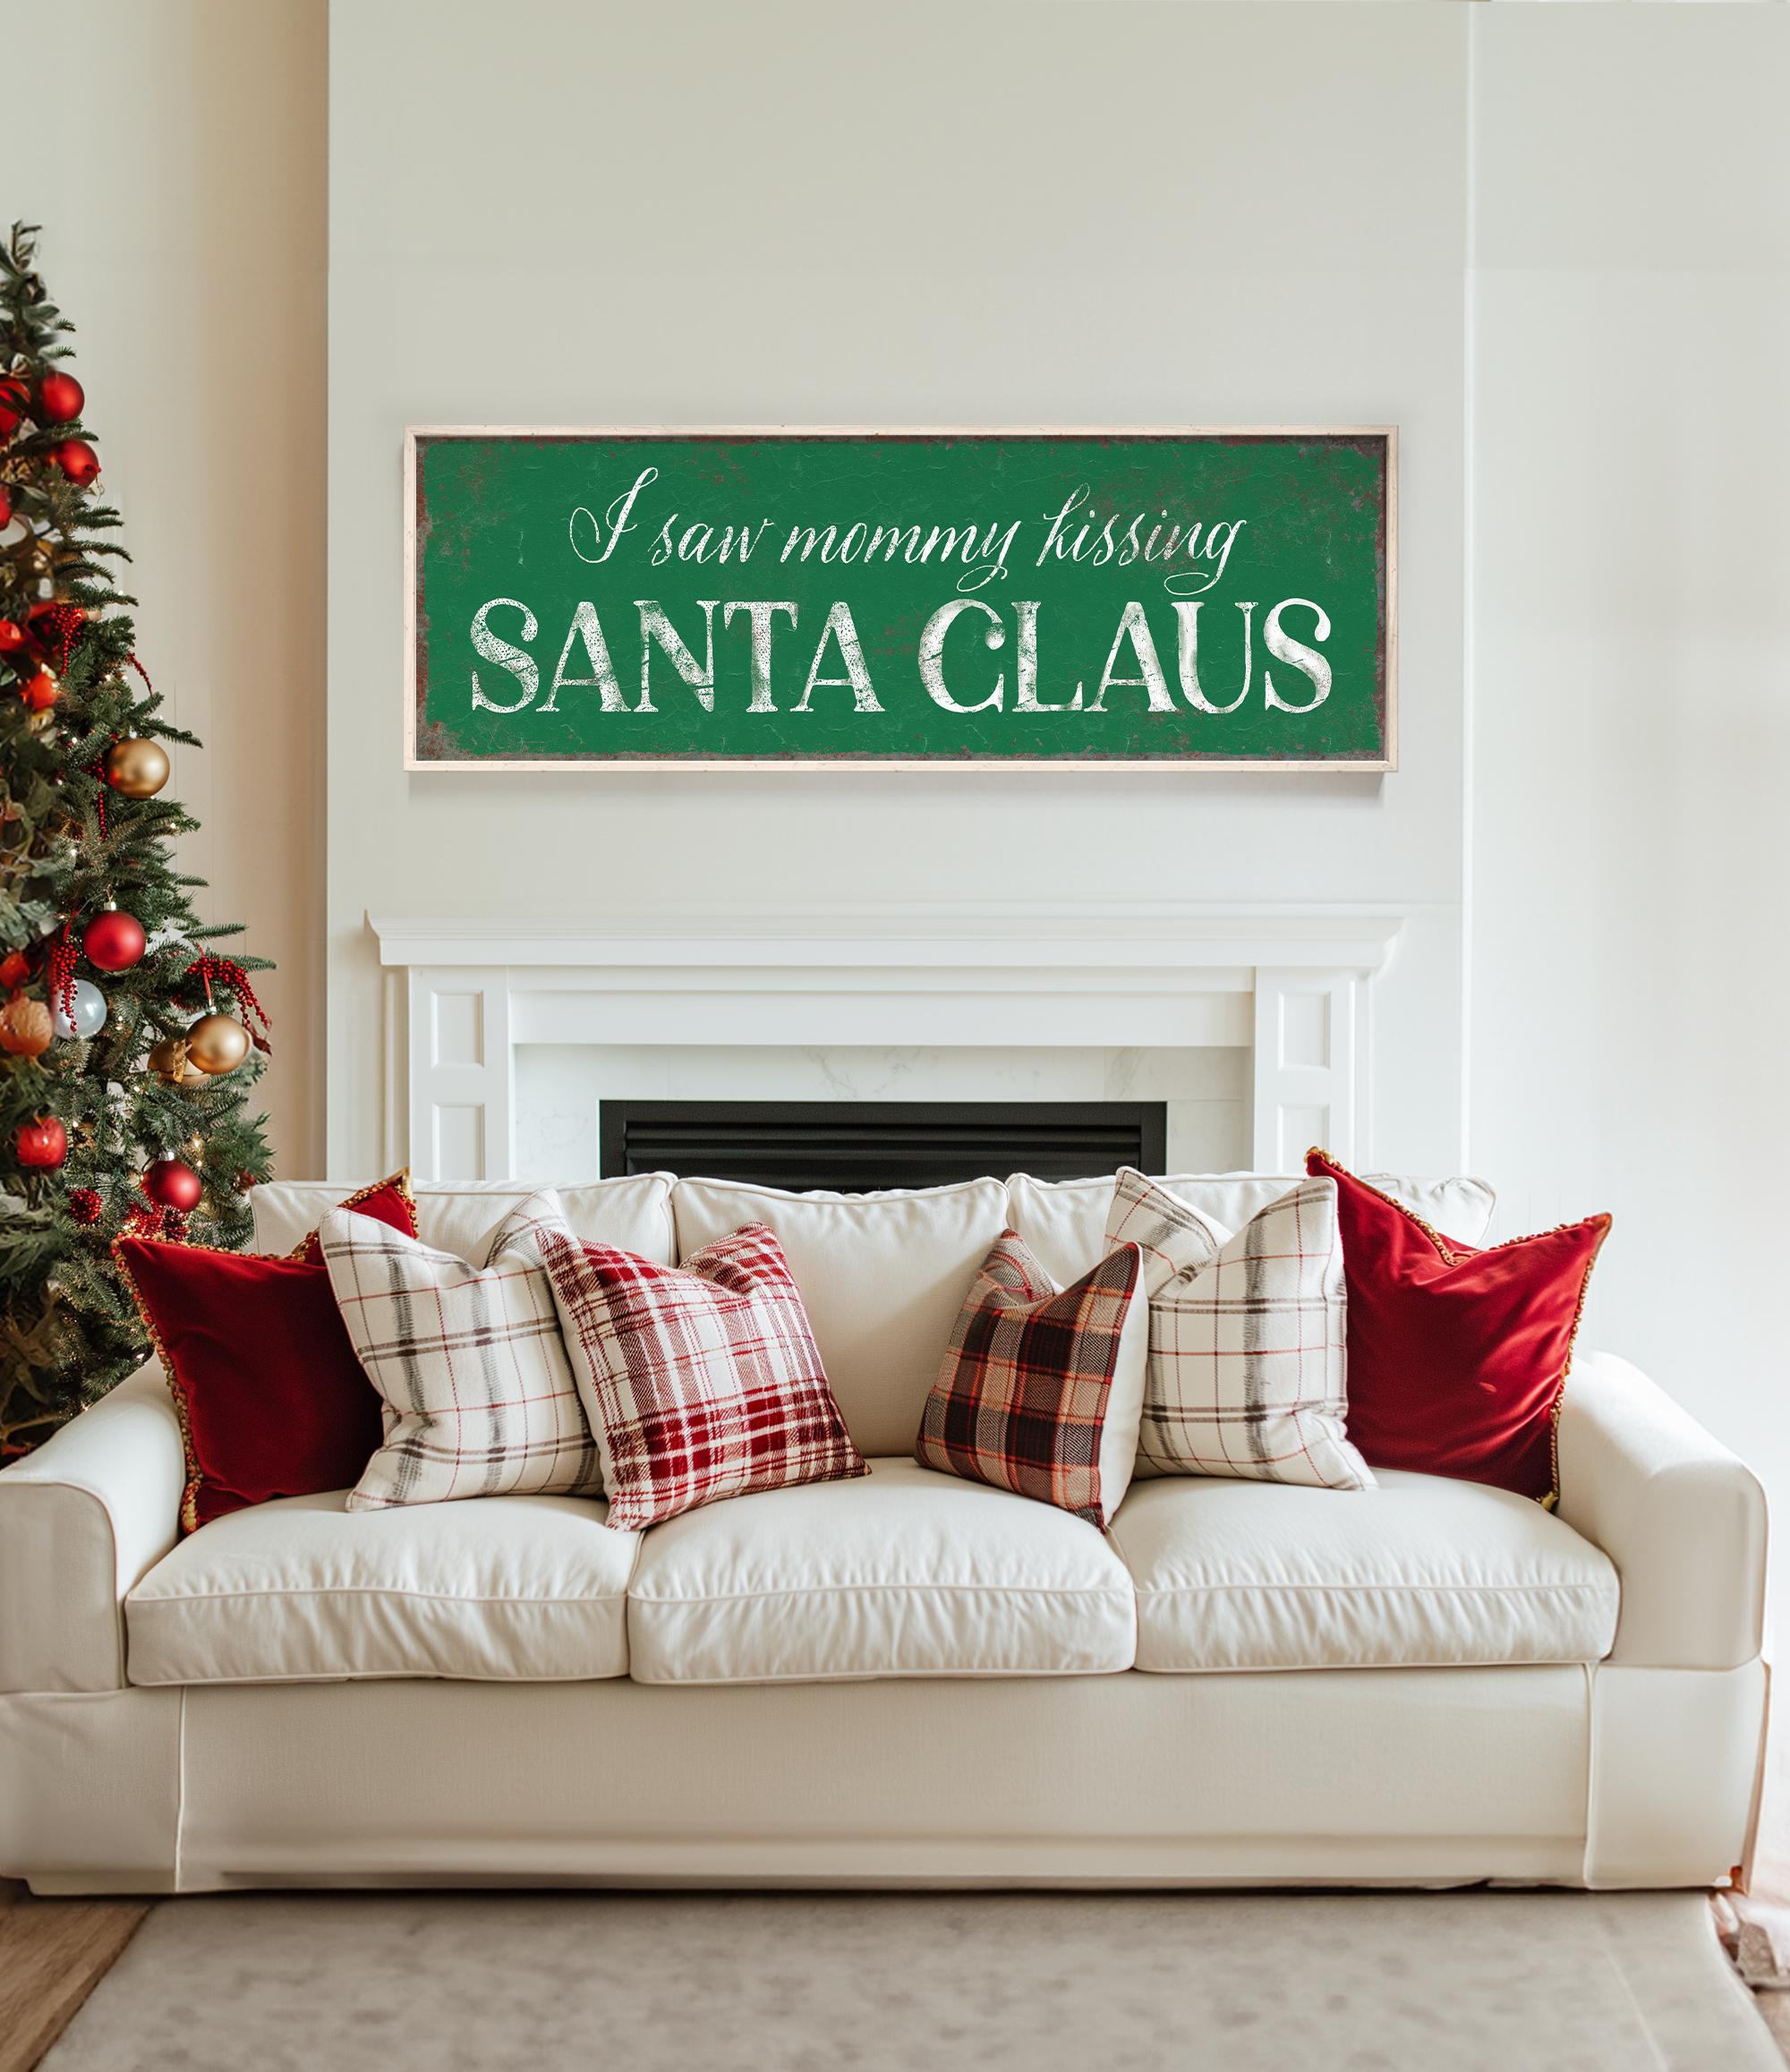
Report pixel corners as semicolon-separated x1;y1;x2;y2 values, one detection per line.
112;1170;415;1534
1308;1147;1611;1511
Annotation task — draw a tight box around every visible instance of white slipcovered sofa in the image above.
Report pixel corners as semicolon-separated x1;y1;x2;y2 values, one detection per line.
0;1168;1769;1895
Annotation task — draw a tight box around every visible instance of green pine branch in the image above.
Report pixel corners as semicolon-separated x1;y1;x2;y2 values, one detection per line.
0;220;276;1445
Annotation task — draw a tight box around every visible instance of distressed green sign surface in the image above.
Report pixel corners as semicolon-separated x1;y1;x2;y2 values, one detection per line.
406;429;1394;768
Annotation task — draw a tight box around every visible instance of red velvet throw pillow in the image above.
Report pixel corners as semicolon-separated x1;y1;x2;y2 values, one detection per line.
1307;1150;1610;1505
114;1174;416;1533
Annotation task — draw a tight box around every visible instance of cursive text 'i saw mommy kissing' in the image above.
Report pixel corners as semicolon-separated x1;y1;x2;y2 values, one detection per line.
464;468;1336;721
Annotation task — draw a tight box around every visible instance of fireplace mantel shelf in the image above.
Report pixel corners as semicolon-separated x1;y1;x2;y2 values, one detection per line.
368;908;1403;975
366;907;1403;1181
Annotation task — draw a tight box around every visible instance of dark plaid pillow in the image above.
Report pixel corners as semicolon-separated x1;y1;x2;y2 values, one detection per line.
915;1230;1146;1528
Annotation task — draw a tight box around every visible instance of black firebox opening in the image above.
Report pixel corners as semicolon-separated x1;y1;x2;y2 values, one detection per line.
598;1100;1167;1194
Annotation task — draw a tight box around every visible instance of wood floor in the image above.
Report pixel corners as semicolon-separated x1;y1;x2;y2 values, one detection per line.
0;1879;148;2072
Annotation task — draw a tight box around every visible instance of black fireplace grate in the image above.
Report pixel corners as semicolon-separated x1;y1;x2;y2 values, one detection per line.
598;1100;1167;1194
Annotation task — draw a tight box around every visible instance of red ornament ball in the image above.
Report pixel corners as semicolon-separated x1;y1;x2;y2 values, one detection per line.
15;1117;68;1170
38;371;84;424
55;439;100;487
21;669;56;712
0;951;29;990
0;376;26;437
0;620;22;654
82;908;146;972
0;487;11;530
143;1155;202;1212
68;1186;103;1225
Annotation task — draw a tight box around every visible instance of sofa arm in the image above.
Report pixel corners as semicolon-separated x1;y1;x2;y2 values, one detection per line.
0;1361;184;1692
1556;1351;1767;1670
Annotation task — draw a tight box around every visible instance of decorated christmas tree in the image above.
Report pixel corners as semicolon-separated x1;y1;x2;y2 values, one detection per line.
0;223;274;1454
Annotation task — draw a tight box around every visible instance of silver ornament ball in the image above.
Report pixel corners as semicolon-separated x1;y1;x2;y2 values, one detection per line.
52;978;108;1042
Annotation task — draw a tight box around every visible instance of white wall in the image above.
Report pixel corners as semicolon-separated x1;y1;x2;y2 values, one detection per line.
43;4;1782;1599
327;1;1470;1178
4;0;328;1176
1469;6;1790;1608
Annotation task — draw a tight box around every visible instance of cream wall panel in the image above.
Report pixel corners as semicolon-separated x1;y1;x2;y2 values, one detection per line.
6;0;327;1175
1467;5;1790;1626
326;1;1470;1178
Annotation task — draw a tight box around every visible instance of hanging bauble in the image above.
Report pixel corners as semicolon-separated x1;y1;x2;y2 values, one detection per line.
143;1156;202;1212
185;1010;251;1076
15;1117;68;1170
82;906;146;973
55;439;100;486
0;951;30;991
0;487;11;529
105;737;170;797
0;994;53;1057
51;977;107;1041
0;375;25;436
21;669;56;712
0;619;21;654
67;1185;104;1225
147;1035;208;1087
38;371;83;424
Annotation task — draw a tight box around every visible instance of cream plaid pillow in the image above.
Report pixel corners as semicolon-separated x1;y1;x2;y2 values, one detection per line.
1105;1168;1372;1490
320;1190;602;1510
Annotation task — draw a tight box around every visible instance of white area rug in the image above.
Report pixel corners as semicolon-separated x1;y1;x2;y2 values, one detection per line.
41;1889;1778;2072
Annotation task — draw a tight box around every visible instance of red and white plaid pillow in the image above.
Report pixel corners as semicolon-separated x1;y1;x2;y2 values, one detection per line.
914;1230;1146;1528
534;1218;867;1531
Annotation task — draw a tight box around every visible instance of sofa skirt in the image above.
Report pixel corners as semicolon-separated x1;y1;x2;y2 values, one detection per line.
0;1659;1766;1896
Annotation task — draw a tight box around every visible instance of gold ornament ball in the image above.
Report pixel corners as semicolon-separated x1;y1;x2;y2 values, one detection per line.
147;1036;209;1088
0;994;54;1059
105;737;171;799
185;1011;251;1075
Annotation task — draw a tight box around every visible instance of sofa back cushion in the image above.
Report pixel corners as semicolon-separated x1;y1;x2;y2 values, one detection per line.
672;1177;1010;1456
1007;1169;1496;1286
252;1172;676;1267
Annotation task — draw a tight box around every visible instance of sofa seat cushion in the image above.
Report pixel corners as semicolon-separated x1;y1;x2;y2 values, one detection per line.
1108;1471;1618;1673
626;1456;1137;1684
126;1490;638;1686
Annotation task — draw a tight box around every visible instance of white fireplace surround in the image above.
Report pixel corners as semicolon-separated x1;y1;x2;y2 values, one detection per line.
366;907;1404;1183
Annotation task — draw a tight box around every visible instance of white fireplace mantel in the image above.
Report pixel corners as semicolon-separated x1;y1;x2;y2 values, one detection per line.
367;906;1403;1181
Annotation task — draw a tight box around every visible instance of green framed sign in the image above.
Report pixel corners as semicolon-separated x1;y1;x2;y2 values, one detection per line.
405;427;1396;770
